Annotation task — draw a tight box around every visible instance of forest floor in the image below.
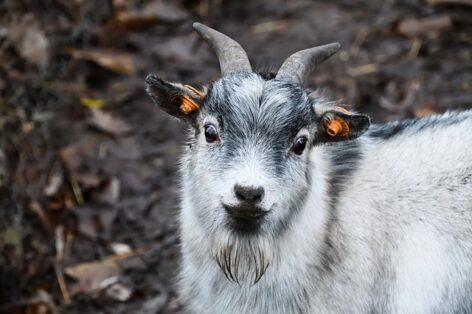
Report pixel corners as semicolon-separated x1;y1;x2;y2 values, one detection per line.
0;0;471;313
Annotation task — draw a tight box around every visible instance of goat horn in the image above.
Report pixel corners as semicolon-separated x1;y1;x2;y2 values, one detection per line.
193;22;252;76
275;43;341;86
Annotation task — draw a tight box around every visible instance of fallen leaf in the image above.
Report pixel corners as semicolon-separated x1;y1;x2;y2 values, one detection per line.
113;0;187;30
0;228;22;267
8;15;49;69
59;144;84;173
115;11;160;30
65;248;149;296
414;101;439;118
68;49;135;75
89;109;132;136
77;173;101;190
251;20;290;34
110;242;132;255
44;171;63;197
347;64;378;77
65;258;121;296
81;97;106;109
74;206;118;240
105;282;133;301
94;177;121;204
397;15;452;38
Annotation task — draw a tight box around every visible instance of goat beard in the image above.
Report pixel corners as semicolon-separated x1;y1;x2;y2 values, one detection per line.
212;232;272;285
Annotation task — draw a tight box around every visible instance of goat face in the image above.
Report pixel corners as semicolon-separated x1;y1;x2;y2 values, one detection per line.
190;73;315;236
146;71;369;282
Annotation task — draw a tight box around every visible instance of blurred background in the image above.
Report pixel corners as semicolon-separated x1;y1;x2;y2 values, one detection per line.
0;0;471;312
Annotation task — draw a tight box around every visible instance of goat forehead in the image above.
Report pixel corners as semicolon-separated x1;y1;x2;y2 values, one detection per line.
205;73;314;139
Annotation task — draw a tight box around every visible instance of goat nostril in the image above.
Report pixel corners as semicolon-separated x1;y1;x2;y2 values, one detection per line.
234;184;264;203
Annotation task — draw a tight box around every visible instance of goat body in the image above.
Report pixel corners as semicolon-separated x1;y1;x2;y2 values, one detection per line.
146;23;472;313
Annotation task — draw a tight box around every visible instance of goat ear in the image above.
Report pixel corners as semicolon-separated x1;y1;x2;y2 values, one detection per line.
315;107;370;143
145;74;205;121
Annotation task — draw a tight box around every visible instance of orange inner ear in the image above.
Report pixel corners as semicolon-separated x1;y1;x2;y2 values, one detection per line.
179;95;200;115
326;118;349;138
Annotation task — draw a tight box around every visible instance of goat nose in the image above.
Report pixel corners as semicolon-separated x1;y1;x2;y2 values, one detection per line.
234;184;264;203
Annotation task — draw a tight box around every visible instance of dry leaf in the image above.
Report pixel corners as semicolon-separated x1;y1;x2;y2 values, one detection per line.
89;109;132;136
115;11;160;30
65;248;149;296
414;101;439;118
8;15;49;69
44;171;63;197
398;15;452;38
68;49;135;75
81;98;106;109
65;258;121;296
59;144;84;173
105;282;133;301
110;242;132;255
74;206;118;239
95;177;121;204
347;64;378;77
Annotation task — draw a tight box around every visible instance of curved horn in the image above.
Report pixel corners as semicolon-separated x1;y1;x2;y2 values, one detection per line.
193;22;251;76
275;43;341;86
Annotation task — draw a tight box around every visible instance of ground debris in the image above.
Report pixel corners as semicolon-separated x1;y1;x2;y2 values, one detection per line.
113;0;188;30
414;101;440;118
105;282;133;301
44;169;64;197
397;15;453;38
89;109;133;137
7;14;50;69
65;247;149;297
0;290;58;314
67;49;136;75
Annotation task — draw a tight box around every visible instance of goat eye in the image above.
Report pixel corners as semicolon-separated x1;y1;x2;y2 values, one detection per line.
292;136;308;155
204;123;219;143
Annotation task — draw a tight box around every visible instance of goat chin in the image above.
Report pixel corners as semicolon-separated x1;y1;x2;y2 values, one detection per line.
212;232;272;285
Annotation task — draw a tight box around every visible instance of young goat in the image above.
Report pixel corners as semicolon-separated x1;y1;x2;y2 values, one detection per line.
146;23;472;313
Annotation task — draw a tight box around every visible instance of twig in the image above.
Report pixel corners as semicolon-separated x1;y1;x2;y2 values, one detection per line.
55;226;71;304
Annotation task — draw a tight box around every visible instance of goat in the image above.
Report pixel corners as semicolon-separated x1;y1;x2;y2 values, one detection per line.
146;23;472;313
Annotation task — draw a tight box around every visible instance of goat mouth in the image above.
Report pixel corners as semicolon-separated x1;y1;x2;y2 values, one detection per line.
222;203;268;219
222;203;268;234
